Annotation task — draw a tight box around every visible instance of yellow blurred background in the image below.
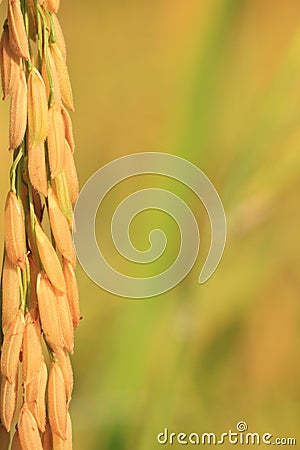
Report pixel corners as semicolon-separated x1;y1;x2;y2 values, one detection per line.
1;0;300;448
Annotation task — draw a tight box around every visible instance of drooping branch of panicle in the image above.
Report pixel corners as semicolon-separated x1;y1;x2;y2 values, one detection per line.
0;0;80;448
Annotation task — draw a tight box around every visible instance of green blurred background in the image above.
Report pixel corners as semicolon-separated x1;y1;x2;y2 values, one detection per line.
1;0;300;448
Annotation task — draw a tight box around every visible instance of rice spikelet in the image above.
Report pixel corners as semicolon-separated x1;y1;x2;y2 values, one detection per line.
36;274;64;350
48;187;76;267
52;13;66;60
22;313;43;386
35;362;47;433
7;0;29;59
64;140;79;205
5;191;26;270
1;255;20;333
61;105;74;152
0;25;21;100
25;361;47;432
0;371;18;431
27;68;48;149
9;67;27;150
55;347;73;404
56;293;74;354
18;404;43;450
48;104;66;178
63;258;81;329
48;362;67;440
50;43;74;111
53;171;74;229
52;411;72;450
35;222;66;293
28;142;48;197
0;311;24;384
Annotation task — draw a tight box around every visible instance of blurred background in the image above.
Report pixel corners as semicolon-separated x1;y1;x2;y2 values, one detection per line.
1;0;300;448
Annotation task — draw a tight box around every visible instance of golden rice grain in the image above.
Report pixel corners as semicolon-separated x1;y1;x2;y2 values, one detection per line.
53;171;74;229
55;347;73;404
35;362;47;433
18;404;43;450
9;67;27;150
50;43;74;111
0;25;21;100
5;191;26;270
48;104;66;178
64;140;79;205
36;274;64;350
48;187;76;267
27;68;48;149
63;258;81;329
28;142;48;197
0;311;24;384
35;222;66;293
22;313;43;386
61;105;74;152
1;255;20;333
7;0;29;59
25;361;47;433
56;293;74;354
52;13;66;60
0;423;10;449
52;411;72;450
0;371;18;431
48;362;67;440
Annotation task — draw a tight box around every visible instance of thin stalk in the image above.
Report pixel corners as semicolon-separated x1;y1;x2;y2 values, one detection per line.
38;4;55;106
10;147;23;195
35;0;43;67
47;10;56;44
17;266;26;312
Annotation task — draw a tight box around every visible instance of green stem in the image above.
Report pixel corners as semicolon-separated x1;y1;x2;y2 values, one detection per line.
46;10;56;44
10;147;23;195
38;4;54;106
35;0;43;67
21;0;33;72
17;267;26;312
